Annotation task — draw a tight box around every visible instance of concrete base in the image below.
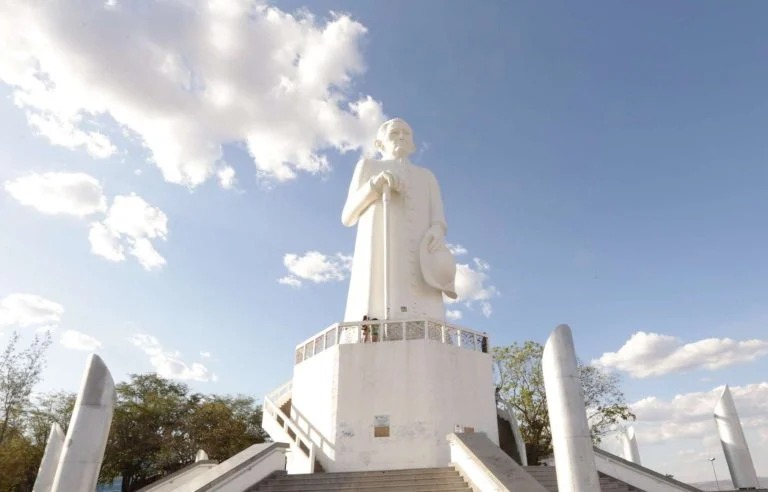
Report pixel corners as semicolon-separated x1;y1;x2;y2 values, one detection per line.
291;338;498;472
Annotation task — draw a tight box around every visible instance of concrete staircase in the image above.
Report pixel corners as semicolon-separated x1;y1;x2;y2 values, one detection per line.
524;466;640;491
249;467;471;491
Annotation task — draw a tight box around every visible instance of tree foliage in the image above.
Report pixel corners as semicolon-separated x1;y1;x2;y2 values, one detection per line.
493;341;634;465
0;331;52;445
0;331;59;491
100;374;268;492
0;330;267;492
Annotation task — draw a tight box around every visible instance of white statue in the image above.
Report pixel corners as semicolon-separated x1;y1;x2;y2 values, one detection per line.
342;118;456;322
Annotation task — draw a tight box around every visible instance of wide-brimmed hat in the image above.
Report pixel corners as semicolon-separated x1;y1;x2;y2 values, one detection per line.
420;235;457;299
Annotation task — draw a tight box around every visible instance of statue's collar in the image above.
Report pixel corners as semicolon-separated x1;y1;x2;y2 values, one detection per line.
382;157;411;167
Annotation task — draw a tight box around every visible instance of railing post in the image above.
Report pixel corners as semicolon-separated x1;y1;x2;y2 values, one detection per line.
402;321;406;341
309;443;316;473
441;325;446;344
457;329;462;348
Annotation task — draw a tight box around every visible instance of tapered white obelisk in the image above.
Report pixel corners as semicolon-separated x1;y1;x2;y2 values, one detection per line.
542;324;600;492
51;354;115;492
32;423;65;492
622;426;641;465
713;385;758;489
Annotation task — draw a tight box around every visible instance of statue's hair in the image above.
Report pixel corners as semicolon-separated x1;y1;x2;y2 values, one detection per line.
375;118;416;156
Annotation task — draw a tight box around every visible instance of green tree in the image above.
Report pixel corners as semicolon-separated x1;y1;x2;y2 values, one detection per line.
186;395;267;461
0;331;55;491
99;374;269;492
99;374;192;491
493;341;634;465
0;331;52;445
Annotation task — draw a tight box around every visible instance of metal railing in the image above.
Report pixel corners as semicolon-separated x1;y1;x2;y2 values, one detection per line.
294;318;489;365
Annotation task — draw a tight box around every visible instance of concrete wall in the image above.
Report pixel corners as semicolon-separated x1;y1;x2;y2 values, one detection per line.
291;338;497;472
290;346;339;462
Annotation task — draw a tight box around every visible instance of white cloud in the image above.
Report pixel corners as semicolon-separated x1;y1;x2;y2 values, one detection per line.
0;0;384;187
131;333;215;382
278;276;303;287
4;172;106;216
447;257;499;317
200;351;211;359
217;166;236;189
279;251;352;287
447;243;467;256
594;332;768;378
88;221;126;262
0;293;64;328
89;194;168;270
630;382;768;444
60;329;101;351
446;309;462;321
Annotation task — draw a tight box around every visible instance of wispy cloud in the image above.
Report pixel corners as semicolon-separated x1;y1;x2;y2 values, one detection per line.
131;333;215;382
60;329;101;351
0;293;63;328
278;251;352;287
594;332;768;378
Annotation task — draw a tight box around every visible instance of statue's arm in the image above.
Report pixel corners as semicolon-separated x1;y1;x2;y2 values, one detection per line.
341;158;378;227
428;171;447;235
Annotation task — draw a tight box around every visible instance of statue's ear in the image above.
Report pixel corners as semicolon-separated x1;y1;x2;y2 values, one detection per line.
374;139;384;152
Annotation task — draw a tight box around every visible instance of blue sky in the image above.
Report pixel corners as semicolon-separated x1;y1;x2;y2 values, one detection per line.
1;0;766;483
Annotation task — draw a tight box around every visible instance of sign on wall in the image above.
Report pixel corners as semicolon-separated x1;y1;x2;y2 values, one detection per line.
374;415;390;437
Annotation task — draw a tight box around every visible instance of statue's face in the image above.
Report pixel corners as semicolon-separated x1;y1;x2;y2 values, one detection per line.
378;121;415;159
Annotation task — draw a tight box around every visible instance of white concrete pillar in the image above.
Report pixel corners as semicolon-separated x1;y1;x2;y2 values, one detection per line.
714;385;758;489
51;354;115;492
32;423;65;492
622;426;641;465
542;324;600;492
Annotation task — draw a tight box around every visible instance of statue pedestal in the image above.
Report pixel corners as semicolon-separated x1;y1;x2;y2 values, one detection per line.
287;320;498;473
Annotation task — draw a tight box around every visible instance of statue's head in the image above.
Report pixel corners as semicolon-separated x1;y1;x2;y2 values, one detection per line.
375;118;416;159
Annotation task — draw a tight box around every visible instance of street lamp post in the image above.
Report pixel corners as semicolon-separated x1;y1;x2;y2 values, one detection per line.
709;457;720;491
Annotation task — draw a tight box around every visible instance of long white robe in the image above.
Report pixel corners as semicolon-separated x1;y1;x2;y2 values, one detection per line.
341;158;448;322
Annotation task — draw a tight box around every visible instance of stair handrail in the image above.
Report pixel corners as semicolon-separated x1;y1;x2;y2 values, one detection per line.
263;386;316;473
266;380;292;407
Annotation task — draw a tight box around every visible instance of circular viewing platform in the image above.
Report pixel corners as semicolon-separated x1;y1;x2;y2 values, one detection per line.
295;318;489;365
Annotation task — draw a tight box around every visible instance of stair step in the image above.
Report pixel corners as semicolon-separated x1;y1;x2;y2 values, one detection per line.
283;467;455;478
522;466;637;492
267;476;466;485
252;467;470;491
257;484;470;492
270;472;461;483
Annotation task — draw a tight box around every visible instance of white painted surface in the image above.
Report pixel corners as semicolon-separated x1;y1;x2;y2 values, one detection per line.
173;442;287;492
447;432;547;492
261;392;315;474
195;449;209;462
51;354;115;492
289;337;497;472
594;448;696;492
542;324;600;492
342;118;456;323
622;426;641;465
291;344;338;465
714;385;759;489
139;462;218;492
32;423;64;492
449;438;505;492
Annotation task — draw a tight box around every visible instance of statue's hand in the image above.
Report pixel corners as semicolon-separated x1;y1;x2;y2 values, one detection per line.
370;171;400;194
425;224;445;253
